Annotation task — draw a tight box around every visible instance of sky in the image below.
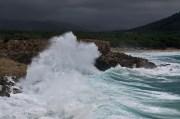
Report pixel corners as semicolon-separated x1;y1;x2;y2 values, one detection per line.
0;0;180;30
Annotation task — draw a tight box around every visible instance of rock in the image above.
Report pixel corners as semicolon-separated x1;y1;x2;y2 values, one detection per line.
81;39;156;71
0;39;47;97
0;39;48;64
0;58;27;78
0;58;26;97
159;64;171;67
0;76;20;97
0;38;157;97
13;86;22;94
95;52;156;71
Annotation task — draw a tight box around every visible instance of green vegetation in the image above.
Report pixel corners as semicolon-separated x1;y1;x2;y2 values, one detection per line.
1;12;180;49
0;30;180;49
76;31;180;49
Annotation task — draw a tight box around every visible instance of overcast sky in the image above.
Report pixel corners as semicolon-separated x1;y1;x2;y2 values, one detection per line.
0;0;180;30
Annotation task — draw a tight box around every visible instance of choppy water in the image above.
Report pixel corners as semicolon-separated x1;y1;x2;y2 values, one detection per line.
0;32;180;119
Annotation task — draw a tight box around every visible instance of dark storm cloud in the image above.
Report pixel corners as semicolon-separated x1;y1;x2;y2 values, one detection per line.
0;0;180;30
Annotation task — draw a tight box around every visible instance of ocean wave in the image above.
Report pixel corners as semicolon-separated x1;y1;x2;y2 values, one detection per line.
0;32;180;119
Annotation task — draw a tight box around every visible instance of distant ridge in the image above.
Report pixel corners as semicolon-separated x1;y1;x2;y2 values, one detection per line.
0;20;86;32
132;12;180;32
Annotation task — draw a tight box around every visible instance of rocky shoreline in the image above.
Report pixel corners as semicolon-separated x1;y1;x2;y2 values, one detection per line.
83;39;156;70
0;38;156;97
112;47;180;53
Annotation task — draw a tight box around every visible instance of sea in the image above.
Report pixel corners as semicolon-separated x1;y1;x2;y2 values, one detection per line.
0;32;180;119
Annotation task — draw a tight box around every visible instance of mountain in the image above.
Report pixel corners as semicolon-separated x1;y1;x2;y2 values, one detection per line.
132;12;180;32
0;20;86;32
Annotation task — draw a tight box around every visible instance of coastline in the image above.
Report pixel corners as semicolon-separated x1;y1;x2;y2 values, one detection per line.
111;48;180;53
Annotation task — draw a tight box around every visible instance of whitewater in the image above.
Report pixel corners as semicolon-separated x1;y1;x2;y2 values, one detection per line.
0;32;180;119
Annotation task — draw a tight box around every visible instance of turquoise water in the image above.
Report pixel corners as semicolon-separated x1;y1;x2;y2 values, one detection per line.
91;52;180;119
0;33;179;119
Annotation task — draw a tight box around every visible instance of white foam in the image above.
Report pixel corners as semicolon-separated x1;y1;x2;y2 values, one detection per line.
0;33;180;119
126;51;180;77
0;32;101;119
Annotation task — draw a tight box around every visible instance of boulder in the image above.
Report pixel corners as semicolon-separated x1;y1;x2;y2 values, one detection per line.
95;52;156;71
81;39;156;71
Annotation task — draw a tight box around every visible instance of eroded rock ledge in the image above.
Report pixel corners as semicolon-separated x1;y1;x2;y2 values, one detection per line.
83;39;156;71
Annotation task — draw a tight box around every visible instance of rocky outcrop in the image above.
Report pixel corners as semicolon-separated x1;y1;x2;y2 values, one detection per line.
81;39;157;71
95;52;156;71
0;39;48;64
0;38;156;72
0;38;157;97
0;39;48;97
0;76;22;97
0;58;27;78
0;58;26;96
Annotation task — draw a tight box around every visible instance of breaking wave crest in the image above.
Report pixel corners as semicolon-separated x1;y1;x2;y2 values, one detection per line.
0;32;180;119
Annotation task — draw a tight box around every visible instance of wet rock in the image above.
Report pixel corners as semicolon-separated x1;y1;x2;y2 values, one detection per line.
0;58;26;97
82;39;156;71
0;76;21;97
0;38;157;97
0;39;47;97
159;64;171;67
95;52;156;71
13;86;22;94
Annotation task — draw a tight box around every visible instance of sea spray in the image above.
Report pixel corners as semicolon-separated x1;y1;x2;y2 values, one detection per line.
21;32;101;118
23;32;100;93
0;32;101;119
0;32;180;119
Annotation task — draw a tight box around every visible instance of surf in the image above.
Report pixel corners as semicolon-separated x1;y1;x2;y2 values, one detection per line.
0;32;180;119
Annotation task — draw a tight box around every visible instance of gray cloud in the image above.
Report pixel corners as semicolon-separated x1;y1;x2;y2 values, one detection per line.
0;0;180;30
